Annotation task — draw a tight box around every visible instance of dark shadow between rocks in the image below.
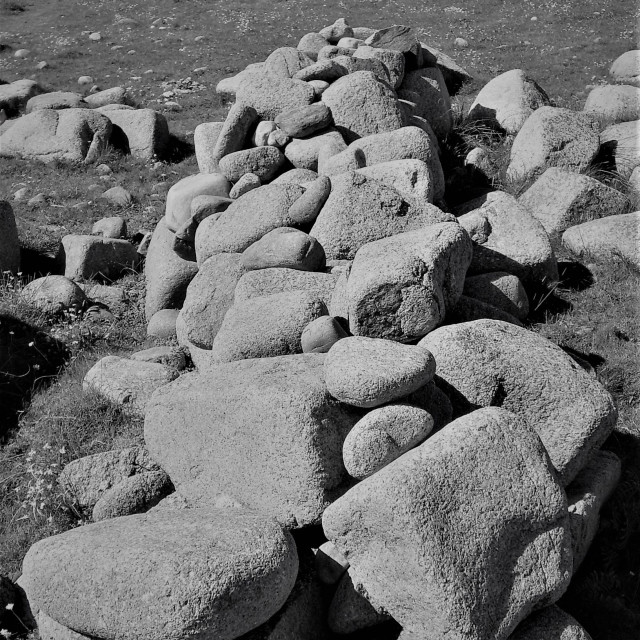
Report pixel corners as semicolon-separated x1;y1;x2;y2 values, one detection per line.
557;261;595;292
163;133;195;164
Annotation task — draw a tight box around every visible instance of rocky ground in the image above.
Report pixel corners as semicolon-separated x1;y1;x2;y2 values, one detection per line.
0;4;639;640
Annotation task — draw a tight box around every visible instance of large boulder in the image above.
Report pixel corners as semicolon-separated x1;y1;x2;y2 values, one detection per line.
236;73;315;120
218;146;285;182
264;46;315;78
0;78;45;114
506;107;600;181
561;211;640;270
58;235;138;281
309;172;453;260
25;91;86;113
609;50;640;87
584;84;640;126
322;407;572;640
20;275;86;315
508;606;593;640
321;71;404;142
0;201;21;274
21;509;298;640
145;354;362;527
347;223;473;341
599;120;640;179
467;69;551;134
353;45;405;89
518;167;630;248
284;129;346;171
419;320;618;485
0;108;111;163
457;190;559;287
104;108;170;160
144;217;198;320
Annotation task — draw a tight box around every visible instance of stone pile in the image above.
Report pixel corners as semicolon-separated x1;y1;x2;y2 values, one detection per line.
7;19;639;640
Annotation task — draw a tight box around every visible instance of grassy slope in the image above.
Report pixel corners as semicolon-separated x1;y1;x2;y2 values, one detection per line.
0;1;639;638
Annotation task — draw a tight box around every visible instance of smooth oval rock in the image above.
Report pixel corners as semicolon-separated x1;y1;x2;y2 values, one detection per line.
20;275;86;315
275;103;333;138
301;315;348;353
219;146;285;182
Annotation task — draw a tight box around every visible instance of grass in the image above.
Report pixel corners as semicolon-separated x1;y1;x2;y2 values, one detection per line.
0;1;639;638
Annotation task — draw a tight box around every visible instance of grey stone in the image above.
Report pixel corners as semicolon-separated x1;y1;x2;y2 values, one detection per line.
297;32;330;55
506;106;600;181
284;129;346;171
254;120;278;146
0;79;45;114
208;103;259;171
320;18;354;44
92;216;127;239
236;73;315;120
21;509;298;640
241;227;325;272
584;84;640;127
365;25;423;69
83;355;177;417
37;611;91;640
457;191;559;287
92;470;173;521
145;354;361;527
301;315;348;353
104;108;169;160
275;103;333;138
561;211;640;270
267;128;290;147
130;346;186;371
210;290;328;363
219;146;285;182
347;223;473;341
317;45;357;61
330;55;391;84
354;45;405;89
195;184;304;258
508;606;593;640
450;294;523;326
264;47;314;78
316;541;349;585
355;158;435;205
463;272;529;320
321;71;404;143
467;69;551;134
194;121;224;173
518;167;630;248
403;381;453;432
609;50;640;87
59;235;138;281
421;43;474;94
25;91;86;113
146;308;179;339
419;320;617;485
322;406;572;640
230;172;261;199
144;217;198;320
293;59;346;83
310;172;453;260
0;108;111;163
343;403;433;478
272;168;319;184
180;253;245;349
599;120;640;179
215;67;263;100
83;86;130;108
325;336;435;408
100;185;132;207
58;446;161;510
0;201;20;274
80;282;126;309
20;275;87;315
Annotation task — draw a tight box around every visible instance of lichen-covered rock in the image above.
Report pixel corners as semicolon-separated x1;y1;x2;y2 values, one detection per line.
21;509;298;640
144;355;362;527
419;320;618;485
322;407;572;640
347;223;473;341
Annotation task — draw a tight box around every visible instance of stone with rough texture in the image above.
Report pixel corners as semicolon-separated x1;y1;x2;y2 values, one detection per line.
20;275;86;315
195;184;304;258
419;320;617;485
467;69;551;134
21;509;298;640
37;611;91;640
165;173;231;233
519;167;630;247
322;406;572;640
25;91;86;113
399;68;453;139
144;217;198;320
561;212;640;270
320;18;354;44
355;159;435;205
59;235;137;281
58;446;161;509
104;108;169;160
92;216;127;239
284;129;346;171
146;308;179;339
275;103;332;138
219;146;285;182
0;108;111;163
463;271;529;320
293;59;346;83
599;120;640;179
264;47;314;78
310;172;453;260
422;43;474;94
194;121;224;173
450;294;523;326
343;403;434;478
297;32;330;55
241;227;325;272
354;45;405;89
145;355;362;526
321;126;444;201
83;355;177;417
584;84;640;126
365;25;423;69
0;79;44;114
101;185;132;207
92;470;173;521
321;71;404;143
179;253;245;349
567;450;621;572
609;50;640;87
325;337;435;408
273;168;319;184
130;347;186;371
209;103;259;171
301;316;348;353
288;176;331;226
0;201;21;274
347;223;473;341
508;606;593;640
507;107;600;180
230;172;261;199
458;190;559;287
236;73;315;120
84;86;130;108
210;290;328;362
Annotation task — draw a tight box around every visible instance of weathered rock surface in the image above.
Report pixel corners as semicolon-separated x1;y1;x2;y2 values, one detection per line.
20;275;87;315
584;84;640;126
25;91;86;113
58;235;138;281
0;79;45;114
508;606;593;640
599;120;640;179
419;320;617;485
463;271;529;321
347;223;473;341
145;354;361;527
104;108;170;160
264;47;315;78
21;509;298;640
301;315;348;353
322;407;572;640
236;73;315;120
275;103;333;138
284;129;346;171
219;146;285;182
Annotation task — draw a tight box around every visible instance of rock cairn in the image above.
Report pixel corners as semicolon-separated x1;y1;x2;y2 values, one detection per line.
5;18;639;640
